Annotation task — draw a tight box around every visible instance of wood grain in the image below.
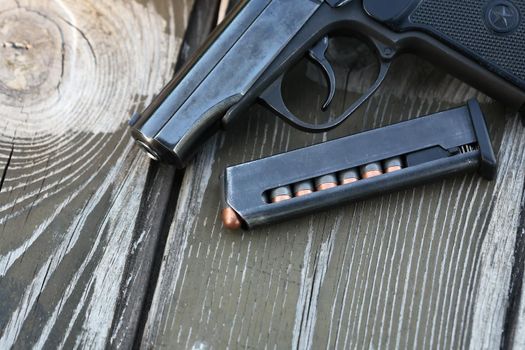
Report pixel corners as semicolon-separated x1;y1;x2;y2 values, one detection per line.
0;0;194;347
141;52;525;349
2;0;524;348
112;1;221;348
468;115;525;350
508;211;525;350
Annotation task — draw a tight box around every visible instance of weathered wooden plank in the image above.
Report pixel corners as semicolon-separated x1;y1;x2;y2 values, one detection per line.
508;209;525;350
109;1;221;348
0;0;194;347
468;115;525;350
141;50;525;349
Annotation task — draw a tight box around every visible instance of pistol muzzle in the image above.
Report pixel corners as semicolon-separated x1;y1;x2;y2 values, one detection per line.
129;112;185;166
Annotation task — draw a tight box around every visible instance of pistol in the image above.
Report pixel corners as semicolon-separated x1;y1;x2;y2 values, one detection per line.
129;0;525;167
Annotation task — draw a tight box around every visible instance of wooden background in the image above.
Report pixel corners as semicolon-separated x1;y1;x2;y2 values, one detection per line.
0;0;524;349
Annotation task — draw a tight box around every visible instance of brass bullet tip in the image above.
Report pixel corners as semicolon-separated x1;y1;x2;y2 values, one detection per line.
273;194;292;203
386;165;402;173
317;182;337;191
363;170;382;179
295;189;313;197
222;207;242;230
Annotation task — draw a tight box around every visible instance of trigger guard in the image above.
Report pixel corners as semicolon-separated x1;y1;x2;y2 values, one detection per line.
259;59;391;133
258;75;320;132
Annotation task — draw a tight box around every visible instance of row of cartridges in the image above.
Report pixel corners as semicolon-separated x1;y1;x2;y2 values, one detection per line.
267;156;403;203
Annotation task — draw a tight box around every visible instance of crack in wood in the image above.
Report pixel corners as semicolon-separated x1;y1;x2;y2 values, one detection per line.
127;164;183;350
0;144;14;194
59;16;97;66
2;41;32;50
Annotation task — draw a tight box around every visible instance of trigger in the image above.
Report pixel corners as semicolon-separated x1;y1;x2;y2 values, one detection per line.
308;36;336;111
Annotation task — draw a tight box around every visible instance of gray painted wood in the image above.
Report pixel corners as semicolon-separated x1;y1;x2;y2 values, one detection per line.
2;0;525;348
0;0;194;347
142;53;525;349
509;221;525;350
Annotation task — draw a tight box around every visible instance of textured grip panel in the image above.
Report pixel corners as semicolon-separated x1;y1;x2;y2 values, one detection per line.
408;0;525;89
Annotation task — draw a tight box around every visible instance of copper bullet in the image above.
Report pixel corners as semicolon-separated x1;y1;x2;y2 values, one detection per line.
383;157;403;173
338;168;359;184
360;162;383;179
315;174;338;191
293;181;314;197
270;186;292;203
222;207;242;230
386;165;402;173
273;194;292;202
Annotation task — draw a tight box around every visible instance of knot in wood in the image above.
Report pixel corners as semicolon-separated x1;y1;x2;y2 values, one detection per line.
0;8;63;99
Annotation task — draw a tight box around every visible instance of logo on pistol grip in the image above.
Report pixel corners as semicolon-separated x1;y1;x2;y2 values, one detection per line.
485;0;520;34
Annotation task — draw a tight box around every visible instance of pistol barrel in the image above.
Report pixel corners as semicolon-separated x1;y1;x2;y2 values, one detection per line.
129;0;321;166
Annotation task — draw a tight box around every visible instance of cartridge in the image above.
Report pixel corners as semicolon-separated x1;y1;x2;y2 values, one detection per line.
221;99;497;230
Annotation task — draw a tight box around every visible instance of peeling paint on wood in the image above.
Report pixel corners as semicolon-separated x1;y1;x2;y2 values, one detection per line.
141;52;525;349
0;0;194;347
2;0;525;348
